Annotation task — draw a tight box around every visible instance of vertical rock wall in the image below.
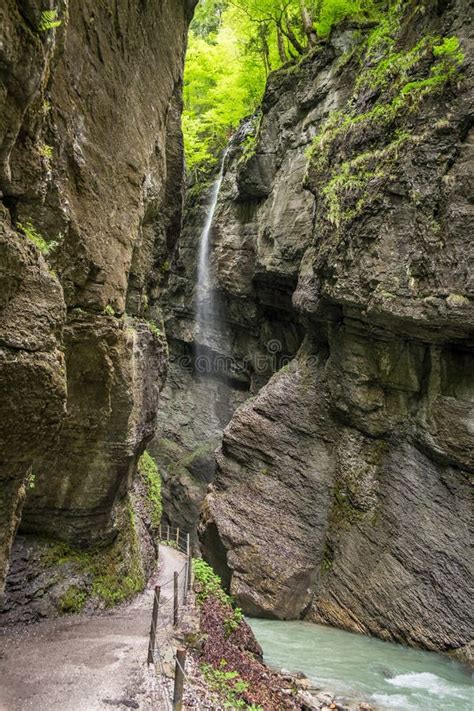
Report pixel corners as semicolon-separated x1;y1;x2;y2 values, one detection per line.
0;0;195;597
150;126;307;541
195;0;473;660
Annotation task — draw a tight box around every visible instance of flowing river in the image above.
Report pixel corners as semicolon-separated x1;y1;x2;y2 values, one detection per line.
248;619;472;710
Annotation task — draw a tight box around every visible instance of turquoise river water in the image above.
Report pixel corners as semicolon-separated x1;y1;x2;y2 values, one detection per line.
248;619;472;711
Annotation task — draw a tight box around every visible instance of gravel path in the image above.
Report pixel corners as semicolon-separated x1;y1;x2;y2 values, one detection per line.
0;545;186;711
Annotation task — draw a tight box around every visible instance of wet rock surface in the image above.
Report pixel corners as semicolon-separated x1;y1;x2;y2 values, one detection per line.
189;0;473;660
0;0;194;600
151;127;306;535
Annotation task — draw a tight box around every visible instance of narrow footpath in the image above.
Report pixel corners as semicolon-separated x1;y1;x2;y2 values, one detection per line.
0;545;186;711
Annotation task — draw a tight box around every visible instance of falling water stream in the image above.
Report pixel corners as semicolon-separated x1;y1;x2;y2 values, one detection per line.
248;619;473;711
196;151;227;343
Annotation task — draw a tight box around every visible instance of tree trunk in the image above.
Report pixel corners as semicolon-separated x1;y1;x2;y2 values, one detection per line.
277;26;287;63
260;25;272;75
300;1;317;46
279;14;305;55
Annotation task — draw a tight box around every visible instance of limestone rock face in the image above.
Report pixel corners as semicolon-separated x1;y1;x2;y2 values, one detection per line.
201;347;336;619
0;0;194;596
197;0;473;659
0;212;66;594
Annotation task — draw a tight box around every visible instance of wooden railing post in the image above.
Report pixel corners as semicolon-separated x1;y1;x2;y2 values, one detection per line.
176;526;180;546
173;571;179;627
173;648;186;711
147;585;160;664
166;524;170;541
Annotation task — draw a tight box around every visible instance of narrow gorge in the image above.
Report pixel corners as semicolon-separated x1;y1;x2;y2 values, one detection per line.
153;0;473;663
0;0;472;709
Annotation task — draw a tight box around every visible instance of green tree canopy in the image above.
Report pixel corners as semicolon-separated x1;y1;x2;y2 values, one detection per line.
183;0;380;178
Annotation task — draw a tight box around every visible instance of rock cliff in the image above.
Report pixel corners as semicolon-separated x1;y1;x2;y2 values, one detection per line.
0;0;195;602
150;129;306;541
157;0;473;660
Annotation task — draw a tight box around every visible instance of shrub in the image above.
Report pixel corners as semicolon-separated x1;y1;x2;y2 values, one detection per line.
17;221;56;256
148;321;163;338
193;558;245;638
38;143;53;159
193;558;227;605
38;9;61;31
200;661;263;710
224;606;244;637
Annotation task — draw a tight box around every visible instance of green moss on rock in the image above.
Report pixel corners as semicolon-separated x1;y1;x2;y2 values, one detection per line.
40;497;145;612
138;451;162;529
90;500;145;606
58;585;86;614
306;5;465;228
329;481;366;531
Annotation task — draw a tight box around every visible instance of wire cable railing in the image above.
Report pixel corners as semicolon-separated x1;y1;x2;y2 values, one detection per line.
159;524;192;557
148;524;202;709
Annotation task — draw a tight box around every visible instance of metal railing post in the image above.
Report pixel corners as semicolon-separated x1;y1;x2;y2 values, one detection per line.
173;571;179;627
147;585;160;664
183;560;188;604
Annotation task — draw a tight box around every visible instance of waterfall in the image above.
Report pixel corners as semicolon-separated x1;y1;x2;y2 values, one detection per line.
195;152;227;362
